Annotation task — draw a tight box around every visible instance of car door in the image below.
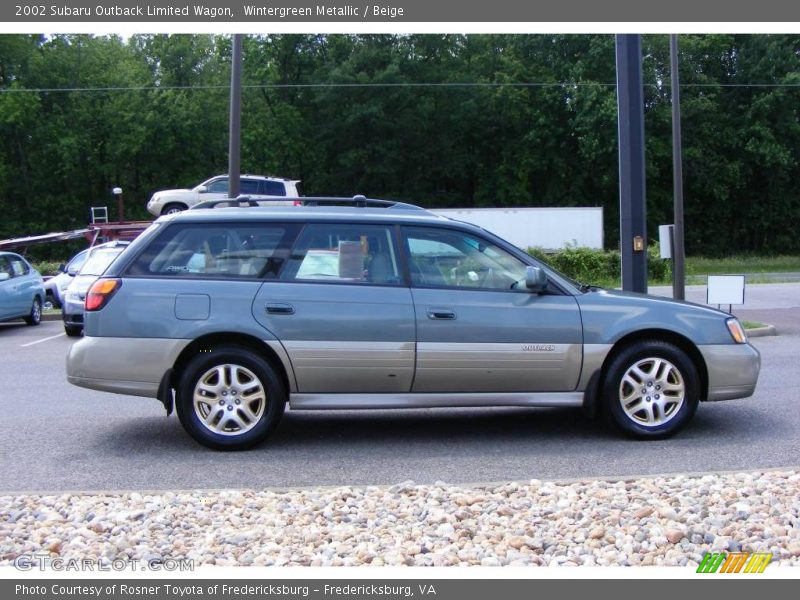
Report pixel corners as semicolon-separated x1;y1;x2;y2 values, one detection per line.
7;255;34;315
199;177;229;203
252;222;415;393
402;225;583;393
0;256;15;319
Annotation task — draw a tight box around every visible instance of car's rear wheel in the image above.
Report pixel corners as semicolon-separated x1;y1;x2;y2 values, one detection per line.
24;298;42;326
176;346;286;450
64;324;82;337
602;340;699;439
162;203;187;215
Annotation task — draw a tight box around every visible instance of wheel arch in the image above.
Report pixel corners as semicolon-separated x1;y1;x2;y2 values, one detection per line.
583;328;709;417
166;332;293;413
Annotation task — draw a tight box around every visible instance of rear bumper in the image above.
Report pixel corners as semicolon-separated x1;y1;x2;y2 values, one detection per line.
699;343;761;401
66;336;190;398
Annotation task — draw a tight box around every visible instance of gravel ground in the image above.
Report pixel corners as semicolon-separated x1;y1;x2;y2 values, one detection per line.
2;470;800;568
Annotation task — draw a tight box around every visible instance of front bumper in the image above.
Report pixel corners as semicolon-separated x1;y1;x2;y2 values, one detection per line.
62;297;85;326
66;336;190;398
699;342;761;401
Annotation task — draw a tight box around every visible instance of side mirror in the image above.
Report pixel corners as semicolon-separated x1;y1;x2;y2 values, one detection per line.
196;185;208;193
525;266;548;293
0;272;10;282
58;263;67;273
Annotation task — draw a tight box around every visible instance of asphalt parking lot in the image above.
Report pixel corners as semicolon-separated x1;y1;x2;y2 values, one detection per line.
1;284;799;494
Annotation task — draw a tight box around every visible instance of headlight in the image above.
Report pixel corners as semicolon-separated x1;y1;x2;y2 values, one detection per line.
67;291;83;301
726;318;747;344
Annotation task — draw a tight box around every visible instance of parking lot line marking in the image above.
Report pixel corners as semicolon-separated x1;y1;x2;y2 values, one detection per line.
20;332;66;347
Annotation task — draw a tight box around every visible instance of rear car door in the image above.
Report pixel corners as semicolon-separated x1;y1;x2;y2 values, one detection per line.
252;222;415;393
402;225;583;393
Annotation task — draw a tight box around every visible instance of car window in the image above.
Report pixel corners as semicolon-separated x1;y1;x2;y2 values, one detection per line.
240;179;260;195
0;257;13;279
403;227;528;291
127;223;299;279
67;250;88;272
8;256;30;277
206;178;228;194
281;224;401;285
259;180;286;196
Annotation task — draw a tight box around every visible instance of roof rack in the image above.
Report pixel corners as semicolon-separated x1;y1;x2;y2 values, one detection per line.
191;195;429;212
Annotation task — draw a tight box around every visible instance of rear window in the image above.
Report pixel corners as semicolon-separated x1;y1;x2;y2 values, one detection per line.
127;223;299;279
80;249;123;276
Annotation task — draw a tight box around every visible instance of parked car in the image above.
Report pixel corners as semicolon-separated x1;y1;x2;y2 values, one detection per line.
146;175;301;217
62;241;129;337
67;197;760;450
0;252;44;326
44;241;126;308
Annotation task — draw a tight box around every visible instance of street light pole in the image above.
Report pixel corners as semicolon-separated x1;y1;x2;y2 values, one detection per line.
228;34;243;199
670;34;686;300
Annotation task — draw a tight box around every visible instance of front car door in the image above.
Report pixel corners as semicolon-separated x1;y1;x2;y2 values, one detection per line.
0;256;16;319
252;222;415;393
402;225;583;393
7;255;35;314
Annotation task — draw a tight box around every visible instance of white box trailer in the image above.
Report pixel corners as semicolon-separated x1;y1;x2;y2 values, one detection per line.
430;206;604;250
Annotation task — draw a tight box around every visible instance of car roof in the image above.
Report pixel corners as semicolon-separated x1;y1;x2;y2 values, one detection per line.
208;174;296;182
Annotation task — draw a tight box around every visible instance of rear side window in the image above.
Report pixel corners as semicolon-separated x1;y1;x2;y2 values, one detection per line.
240;179;260;194
281;223;400;285
259;180;286;196
127;223;299;279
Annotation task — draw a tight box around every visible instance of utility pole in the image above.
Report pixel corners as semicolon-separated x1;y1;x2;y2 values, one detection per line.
670;34;686;300
228;34;243;199
615;34;648;293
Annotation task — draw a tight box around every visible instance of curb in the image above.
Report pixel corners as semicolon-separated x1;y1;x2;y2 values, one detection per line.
42;312;62;322
745;325;777;338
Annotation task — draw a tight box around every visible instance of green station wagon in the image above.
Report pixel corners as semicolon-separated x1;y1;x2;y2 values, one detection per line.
66;197;760;450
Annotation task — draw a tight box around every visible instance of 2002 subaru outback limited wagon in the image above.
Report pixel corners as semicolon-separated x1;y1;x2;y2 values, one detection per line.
66;197;761;450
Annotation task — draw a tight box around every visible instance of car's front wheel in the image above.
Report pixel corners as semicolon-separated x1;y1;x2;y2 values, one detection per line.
602;340;699;439
176;346;286;450
24;297;42;326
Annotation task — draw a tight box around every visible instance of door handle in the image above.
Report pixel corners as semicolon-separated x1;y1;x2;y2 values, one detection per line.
427;308;456;320
266;302;295;315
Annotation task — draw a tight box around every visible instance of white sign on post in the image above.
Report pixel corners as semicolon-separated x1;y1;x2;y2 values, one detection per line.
707;275;745;307
658;224;673;259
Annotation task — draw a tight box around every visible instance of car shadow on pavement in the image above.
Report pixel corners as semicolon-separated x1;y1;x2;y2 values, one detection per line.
93;408;609;452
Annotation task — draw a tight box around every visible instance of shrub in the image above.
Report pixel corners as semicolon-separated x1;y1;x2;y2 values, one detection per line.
32;261;63;277
527;245;671;286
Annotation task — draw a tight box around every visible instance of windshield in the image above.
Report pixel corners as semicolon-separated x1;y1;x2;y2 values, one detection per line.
79;249;123;276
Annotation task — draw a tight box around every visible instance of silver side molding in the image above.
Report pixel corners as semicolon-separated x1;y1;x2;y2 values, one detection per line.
289;392;584;410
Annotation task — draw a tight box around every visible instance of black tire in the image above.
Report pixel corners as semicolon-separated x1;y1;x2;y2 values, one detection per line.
162;203;187;215
176;345;286;450
24;297;42;326
64;324;82;337
602;340;699;439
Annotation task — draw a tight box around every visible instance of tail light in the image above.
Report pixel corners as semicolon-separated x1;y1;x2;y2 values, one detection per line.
85;279;121;311
293;200;302;206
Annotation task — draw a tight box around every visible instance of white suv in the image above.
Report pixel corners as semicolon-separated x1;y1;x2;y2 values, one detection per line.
146;175;301;216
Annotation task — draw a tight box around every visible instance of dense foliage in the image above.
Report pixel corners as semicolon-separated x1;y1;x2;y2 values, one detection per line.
1;34;798;258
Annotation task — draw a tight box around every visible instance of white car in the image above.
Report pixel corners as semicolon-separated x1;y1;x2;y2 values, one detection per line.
146;175;301;217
